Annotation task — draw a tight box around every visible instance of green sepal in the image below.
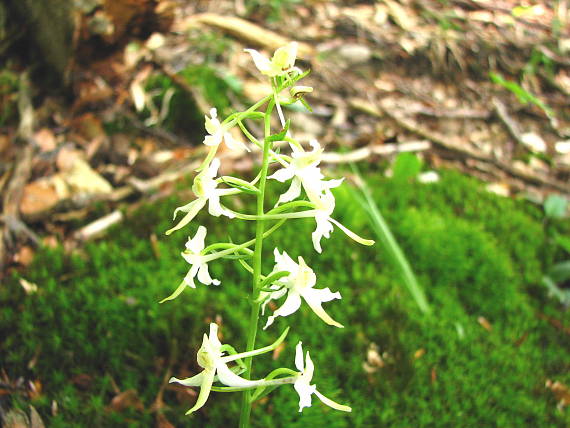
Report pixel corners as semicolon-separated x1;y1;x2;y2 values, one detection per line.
219;176;260;195
299;98;313;112
265;119;291;143
258;271;289;290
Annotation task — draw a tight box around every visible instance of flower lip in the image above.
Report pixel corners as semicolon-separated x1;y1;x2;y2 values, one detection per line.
292;342;352;413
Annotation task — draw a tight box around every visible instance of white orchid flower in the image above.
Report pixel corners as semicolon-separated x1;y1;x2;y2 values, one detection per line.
244;42;300;77
293;342;352;413
269;140;343;206
160;226;222;303
262;249;343;329
204;108;249;152
165;158;236;235
182;226;220;288
170;323;280;415
311;190;375;253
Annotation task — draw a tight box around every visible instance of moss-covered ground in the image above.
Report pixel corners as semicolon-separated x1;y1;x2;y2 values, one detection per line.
1;170;569;427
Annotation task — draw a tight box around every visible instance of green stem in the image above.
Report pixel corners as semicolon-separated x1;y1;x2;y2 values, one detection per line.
239;99;275;428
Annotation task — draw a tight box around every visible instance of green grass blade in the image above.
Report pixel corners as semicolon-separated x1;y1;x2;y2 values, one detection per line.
349;163;431;315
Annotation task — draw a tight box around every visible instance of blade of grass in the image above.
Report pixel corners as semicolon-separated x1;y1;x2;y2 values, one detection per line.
349;163;431;315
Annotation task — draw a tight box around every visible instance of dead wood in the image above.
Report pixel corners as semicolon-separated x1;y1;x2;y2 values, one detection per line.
1;73;38;273
350;97;570;195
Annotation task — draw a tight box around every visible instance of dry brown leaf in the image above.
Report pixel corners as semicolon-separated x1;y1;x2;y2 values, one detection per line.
33;128;57;152
19;180;60;219
272;342;286;360
155;412;175;428
413;348;426;360
545;379;570;411
477;316;492;332
107;389;145;413
14;246;35;267
362;342;385;374
431;367;437;384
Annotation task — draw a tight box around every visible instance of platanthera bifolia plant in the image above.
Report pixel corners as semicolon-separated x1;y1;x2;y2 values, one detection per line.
161;42;374;427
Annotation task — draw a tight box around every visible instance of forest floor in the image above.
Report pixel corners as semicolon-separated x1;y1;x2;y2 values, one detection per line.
1;0;569;272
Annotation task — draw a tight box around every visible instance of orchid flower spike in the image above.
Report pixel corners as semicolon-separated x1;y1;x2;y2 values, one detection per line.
170;323;280;415
268;139;343;206
165;158;236;235
261;249;343;329
244;42;301;77
293;342;352;413
312;189;375;253
204;108;249;152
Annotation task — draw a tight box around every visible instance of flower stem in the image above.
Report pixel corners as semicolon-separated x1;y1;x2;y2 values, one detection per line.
239;99;275;428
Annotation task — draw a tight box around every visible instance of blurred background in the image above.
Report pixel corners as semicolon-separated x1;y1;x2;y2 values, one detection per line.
0;0;569;426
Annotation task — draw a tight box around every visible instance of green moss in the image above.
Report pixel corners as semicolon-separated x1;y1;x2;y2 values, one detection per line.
0;170;568;427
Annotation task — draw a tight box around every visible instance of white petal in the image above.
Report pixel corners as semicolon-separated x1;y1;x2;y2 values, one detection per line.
314;390;352;412
224;131;250;152
207;158;221;178
186;226;207;253
301;288;343;328
329;218;375;247
268;166;295;183
204;133;222;147
244;49;273;74
311;214;334;253
183;263;200;287
185;368;216;414
277;178;302;205
207;193;224;217
169;372;205;387
274;249;298;275
215;361;263;388
273;292;303;318
208;323;222;348
264;292;302;329
166;198;207;236
295;342;304;371
197;263;220;286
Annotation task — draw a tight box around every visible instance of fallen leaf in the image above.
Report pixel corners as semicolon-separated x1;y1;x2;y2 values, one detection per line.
272;342;285;360
34;128;57;152
19;278;38;294
477;316;492;332
362;342;385;373
155;412;175;428
545;379;570;411
14;246;35;267
19;180;60;219
107;389;145;413
413;348;426;360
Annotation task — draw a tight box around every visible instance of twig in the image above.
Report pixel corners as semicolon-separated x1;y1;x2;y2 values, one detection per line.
0;72;37;273
349;97;570;194
74;210;124;242
492;97;526;147
321;141;431;163
184;14;314;57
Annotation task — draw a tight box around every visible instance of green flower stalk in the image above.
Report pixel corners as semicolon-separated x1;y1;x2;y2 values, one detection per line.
160;42;374;427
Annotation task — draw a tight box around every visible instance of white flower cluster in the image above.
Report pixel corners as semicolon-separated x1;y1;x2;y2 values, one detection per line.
163;42;374;418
